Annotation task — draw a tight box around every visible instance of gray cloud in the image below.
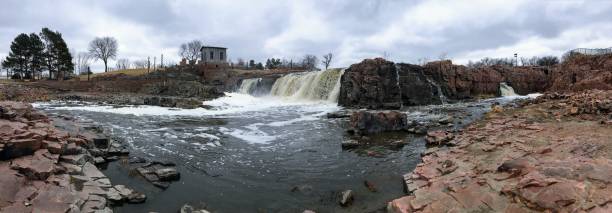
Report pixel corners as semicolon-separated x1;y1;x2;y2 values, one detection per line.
1;0;612;72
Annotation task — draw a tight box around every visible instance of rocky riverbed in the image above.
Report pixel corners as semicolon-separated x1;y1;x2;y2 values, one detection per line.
0;101;185;212
388;90;612;212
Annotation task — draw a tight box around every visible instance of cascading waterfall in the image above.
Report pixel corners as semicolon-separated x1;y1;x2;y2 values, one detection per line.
499;82;518;96
238;78;262;94
270;69;344;102
425;76;448;104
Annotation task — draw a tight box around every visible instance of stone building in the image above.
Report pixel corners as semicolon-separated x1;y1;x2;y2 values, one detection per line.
200;46;227;64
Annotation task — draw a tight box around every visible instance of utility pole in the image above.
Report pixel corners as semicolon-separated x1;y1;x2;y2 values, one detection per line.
161;54;164;69
153;57;157;71
147;57;151;74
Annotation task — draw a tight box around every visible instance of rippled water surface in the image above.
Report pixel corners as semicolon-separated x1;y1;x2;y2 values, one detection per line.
34;92;536;213
35;93;428;213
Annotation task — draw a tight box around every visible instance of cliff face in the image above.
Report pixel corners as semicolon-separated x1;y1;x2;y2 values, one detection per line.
549;54;612;92
423;60;550;99
338;58;550;109
338;58;402;109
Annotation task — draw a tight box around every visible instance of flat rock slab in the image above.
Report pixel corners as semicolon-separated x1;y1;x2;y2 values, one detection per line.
136;161;180;188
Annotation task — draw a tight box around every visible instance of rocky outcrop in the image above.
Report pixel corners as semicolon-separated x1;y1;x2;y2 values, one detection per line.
56;93;207;109
423;60;549;99
339;58;551;109
549;54;612;92
338;58;403;109
140;80;223;100
0;101;119;212
135;161;181;189
388;90;612;213
397;63;445;105
348;110;408;135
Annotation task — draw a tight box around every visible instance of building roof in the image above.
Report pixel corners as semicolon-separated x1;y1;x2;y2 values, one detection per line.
200;46;227;50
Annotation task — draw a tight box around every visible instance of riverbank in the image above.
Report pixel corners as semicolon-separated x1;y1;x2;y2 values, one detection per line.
388;90;612;212
0;100;186;212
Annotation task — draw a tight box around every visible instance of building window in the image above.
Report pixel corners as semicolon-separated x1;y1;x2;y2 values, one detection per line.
220;52;224;60
210;51;214;60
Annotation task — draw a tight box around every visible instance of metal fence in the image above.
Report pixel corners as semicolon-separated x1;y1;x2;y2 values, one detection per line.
568;47;612;55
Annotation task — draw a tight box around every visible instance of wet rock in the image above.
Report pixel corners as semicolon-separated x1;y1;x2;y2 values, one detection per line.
106;187;123;204
438;115;453;124
390;140;409;148
364;180;377;192
349;110;408;135
93;157;106;165
136;161;180;188
126;191;146;204
155;168;180;181
326;111;350;119
339;190;354;207
128;156;147;164
341;140;359;149
425;131;454;145
180;203;211;213
93;138;110;149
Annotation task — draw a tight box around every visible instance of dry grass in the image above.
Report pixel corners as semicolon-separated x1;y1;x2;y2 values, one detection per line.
78;68;162;80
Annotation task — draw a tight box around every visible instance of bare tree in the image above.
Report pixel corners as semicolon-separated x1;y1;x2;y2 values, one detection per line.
236;58;246;68
438;52;448;61
417;57;430;66
116;58;130;70
302;54;318;71
179;40;203;64
88;37;118;72
536;56;559;66
75;52;92;75
132;60;148;69
321;53;333;70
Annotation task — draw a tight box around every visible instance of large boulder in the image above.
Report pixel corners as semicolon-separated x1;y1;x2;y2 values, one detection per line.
338;58;402;109
348;111;408;135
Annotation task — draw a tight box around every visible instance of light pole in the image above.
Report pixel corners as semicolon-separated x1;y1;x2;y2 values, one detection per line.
514;53;518;67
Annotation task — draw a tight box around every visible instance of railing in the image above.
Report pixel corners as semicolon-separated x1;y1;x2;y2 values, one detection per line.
568;47;612;55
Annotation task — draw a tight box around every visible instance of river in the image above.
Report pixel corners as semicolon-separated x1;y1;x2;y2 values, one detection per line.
33;70;534;212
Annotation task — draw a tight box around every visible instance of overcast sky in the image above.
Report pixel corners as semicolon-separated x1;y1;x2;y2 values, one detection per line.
1;0;612;72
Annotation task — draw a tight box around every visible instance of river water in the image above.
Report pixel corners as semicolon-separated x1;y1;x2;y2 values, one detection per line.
32;70;536;213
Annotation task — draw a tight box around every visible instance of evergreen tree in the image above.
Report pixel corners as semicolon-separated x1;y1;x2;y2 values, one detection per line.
40;28;73;79
27;33;45;79
2;33;47;79
3;33;31;78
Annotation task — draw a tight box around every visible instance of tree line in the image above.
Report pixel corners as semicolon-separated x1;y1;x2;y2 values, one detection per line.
177;39;334;71
1;27;127;80
2;28;73;79
466;55;559;68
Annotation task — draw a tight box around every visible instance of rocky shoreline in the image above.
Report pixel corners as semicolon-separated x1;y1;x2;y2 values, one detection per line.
0;101;183;212
387;90;612;212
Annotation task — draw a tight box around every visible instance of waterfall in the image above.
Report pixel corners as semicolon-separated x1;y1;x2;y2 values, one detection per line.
500;82;518;96
425;76;448;104
395;65;403;108
270;69;344;102
238;78;262;94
